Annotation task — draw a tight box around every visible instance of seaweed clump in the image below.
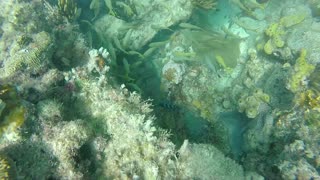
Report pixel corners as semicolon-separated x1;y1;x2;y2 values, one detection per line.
0;84;26;143
298;64;320;126
58;0;80;21
0;153;16;180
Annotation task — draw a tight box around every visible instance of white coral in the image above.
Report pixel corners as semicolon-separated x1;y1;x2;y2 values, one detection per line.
88;47;110;74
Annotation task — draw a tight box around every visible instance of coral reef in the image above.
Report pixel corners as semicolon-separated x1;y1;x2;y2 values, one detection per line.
43;120;91;179
287;49;315;93
178;140;245;179
2;139;58;179
161;60;186;90
0;31;53;78
238;89;270;119
71;63;178;178
1;0;320;179
0;0;54;72
263;14;306;55
93;0;193;51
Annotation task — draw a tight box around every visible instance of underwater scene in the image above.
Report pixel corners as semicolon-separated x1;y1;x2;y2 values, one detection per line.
1;0;320;179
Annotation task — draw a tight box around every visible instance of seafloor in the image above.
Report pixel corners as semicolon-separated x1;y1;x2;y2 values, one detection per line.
1;0;320;179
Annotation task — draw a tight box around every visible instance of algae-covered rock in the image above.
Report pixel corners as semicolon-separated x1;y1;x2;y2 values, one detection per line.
263;39;273;55
238;89;270;119
279;14;307;28
287;49;315;93
178;141;245;179
262;6;309;56
287;22;320;64
273;34;284;48
0;153;16;179
94;0;193;50
0;31;53;78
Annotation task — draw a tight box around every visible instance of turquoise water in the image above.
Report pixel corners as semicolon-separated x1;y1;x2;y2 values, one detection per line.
0;0;320;179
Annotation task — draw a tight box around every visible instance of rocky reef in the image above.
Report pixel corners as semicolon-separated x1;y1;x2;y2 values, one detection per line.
0;0;320;179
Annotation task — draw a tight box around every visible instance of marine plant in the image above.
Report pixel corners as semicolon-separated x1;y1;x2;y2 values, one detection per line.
90;0;136;20
230;0;268;18
89;0;101;20
58;0;80;21
0;85;26;143
0;153;16;179
115;1;135;18
104;0;116;16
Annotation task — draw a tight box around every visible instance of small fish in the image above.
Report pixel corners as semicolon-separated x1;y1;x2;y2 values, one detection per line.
104;0;116;16
121;30;131;48
126;83;141;93
158;101;179;111
127;51;144;59
122;58;130;75
143;47;157;57
105;39;116;62
118;23;140;31
113;37;127;53
115;2;134;16
148;40;169;48
256;0;269;4
90;0;100;20
151;24;173;32
130;60;143;69
179;23;203;31
173;51;196;58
